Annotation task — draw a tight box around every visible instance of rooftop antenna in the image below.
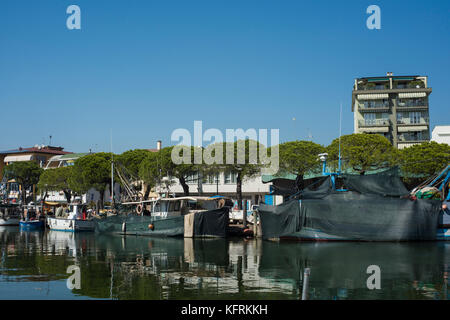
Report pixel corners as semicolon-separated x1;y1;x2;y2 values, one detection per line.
338;102;342;174
49;135;52;146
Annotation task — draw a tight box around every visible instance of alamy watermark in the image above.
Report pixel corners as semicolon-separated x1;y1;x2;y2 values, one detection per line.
66;5;81;30
366;265;381;290
66;265;81;290
171;121;279;175
366;5;381;30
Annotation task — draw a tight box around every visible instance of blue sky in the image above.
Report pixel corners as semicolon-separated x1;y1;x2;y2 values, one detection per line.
1;0;449;153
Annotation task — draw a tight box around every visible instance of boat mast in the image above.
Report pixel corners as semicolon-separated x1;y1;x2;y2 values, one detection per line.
111;130;114;208
338;102;342;174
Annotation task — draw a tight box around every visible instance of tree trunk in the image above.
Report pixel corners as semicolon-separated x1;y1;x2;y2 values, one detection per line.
143;184;151;200
236;172;242;210
179;176;190;196
295;174;305;191
99;189;104;209
63;189;72;204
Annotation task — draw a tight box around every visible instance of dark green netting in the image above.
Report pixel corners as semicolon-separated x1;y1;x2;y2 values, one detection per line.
259;194;441;241
259;169;442;241
343;167;409;197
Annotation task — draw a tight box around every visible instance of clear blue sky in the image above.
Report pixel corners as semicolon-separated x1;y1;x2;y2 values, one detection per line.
1;0;449;153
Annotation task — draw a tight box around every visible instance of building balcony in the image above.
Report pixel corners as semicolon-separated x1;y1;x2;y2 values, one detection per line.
397;119;429;126
358;119;390;127
358;106;390;113
353;87;432;94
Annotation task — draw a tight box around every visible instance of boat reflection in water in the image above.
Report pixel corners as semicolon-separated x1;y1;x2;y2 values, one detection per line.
0;227;449;299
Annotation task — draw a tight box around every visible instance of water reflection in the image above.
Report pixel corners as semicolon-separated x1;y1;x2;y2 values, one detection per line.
0;226;449;300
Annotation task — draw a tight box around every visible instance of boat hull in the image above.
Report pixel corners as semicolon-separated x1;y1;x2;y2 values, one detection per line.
95;215;185;237
95;207;229;238
19;220;45;230
47;217;95;232
0;217;20;226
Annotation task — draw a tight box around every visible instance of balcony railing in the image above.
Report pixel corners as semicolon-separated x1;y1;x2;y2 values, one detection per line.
358;119;390;127
397;119;429;125
355;85;390;91
397;101;428;108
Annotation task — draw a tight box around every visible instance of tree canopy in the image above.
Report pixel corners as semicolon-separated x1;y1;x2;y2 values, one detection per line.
327;133;398;174
3;161;43;204
399;141;450;177
37;166;74;203
276;140;325;176
69;153;112;200
139;146;200;196
116;149;152;178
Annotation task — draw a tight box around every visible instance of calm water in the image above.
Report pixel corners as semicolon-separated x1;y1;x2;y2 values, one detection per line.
0;226;449;300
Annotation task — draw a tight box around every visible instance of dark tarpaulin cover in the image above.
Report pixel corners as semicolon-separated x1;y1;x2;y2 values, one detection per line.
194;207;229;237
343;167;410;197
259;169;442;241
270;178;298;196
259;194;441;241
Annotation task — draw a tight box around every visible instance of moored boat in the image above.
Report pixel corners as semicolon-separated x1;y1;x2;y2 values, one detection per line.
47;203;95;232
258;160;445;242
95;196;229;238
0;204;21;226
19;219;45;230
0;217;20;226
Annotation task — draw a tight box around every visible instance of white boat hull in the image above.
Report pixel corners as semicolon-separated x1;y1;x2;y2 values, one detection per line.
47;217;95;232
0;217;20;226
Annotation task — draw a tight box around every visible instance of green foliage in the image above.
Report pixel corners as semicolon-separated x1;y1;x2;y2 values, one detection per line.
276;140;325;176
408;80;425;88
3;161;43;190
37;166;73;192
139;146;200;195
116;149;152;178
399;141;450;177
327;133;398;173
69;152;113;195
206;140;265;181
3;161;43;204
138;151;160;188
37;166;74;202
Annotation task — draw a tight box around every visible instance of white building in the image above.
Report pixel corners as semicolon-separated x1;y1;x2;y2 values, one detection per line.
166;171;281;209
431;125;450;145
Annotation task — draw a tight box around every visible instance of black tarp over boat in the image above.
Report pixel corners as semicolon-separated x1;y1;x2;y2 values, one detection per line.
258;169;442;241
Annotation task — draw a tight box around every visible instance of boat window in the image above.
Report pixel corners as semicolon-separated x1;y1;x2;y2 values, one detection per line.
153;202;161;212
168;201;180;212
160;201;168;212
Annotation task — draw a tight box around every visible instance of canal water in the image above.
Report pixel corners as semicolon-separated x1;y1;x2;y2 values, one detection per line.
0;226;449;300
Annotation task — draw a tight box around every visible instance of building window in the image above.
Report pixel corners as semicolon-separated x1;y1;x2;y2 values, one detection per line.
185;172;199;184
224;171;237;184
409;112;421;124
204;174;219;184
364;113;376;125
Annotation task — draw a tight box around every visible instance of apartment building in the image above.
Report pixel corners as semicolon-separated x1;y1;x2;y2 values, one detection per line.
352;73;432;149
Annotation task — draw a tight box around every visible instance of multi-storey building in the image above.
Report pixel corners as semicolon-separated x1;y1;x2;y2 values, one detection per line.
352;73;432;149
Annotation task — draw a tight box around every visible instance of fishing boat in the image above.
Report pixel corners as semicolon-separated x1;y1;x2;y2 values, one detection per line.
19;205;45;230
46;203;96;232
19;219;45;230
425;165;450;240
95;196;230;238
258;155;444;242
